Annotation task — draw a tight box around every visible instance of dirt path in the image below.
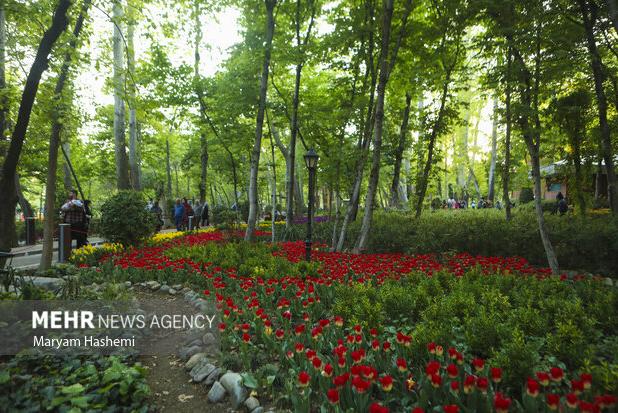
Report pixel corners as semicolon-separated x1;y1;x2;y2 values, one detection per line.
133;288;227;413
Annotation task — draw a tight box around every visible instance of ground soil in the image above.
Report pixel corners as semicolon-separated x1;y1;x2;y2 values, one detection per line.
134;288;228;413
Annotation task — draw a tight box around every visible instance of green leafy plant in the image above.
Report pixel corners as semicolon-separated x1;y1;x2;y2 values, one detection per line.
99;191;157;246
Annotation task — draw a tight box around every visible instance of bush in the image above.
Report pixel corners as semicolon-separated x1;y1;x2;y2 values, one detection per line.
333;270;618;392
519;187;534;203
99;191;157;246
164;240;319;278
281;209;618;275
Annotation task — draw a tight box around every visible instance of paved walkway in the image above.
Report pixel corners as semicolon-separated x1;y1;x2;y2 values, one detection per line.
10;237;105;257
8;228;178;269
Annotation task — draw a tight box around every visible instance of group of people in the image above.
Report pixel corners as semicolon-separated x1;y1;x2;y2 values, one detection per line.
440;197;502;210
171;198;209;232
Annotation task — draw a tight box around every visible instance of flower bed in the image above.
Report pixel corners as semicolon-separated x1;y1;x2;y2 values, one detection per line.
95;230;617;412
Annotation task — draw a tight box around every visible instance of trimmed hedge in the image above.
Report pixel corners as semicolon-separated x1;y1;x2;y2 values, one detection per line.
279;209;618;275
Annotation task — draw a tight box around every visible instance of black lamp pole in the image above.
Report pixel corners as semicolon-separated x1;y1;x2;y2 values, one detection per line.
304;148;319;261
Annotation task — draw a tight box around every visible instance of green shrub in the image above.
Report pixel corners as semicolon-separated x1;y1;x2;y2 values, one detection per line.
519;187;534;204
99;191;157;246
333;270;618;390
165;241;318;279
283;209;618;276
0;356;150;411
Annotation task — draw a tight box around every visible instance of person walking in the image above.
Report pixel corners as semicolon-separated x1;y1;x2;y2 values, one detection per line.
60;189;88;248
194;202;203;230
174;199;185;232
182;198;194;230
201;200;209;226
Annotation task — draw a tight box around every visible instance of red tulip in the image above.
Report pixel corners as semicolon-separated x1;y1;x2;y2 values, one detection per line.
526;378;539;397
447;363;458;378
472;358;484;372
566;393;578;408
494;392;511;413
546;393;559;410
379;375;393;392
369;402;389;413
443;405;459;413
327;388;339;404
490;367;502;383
298;371;310;387
550;367;564;382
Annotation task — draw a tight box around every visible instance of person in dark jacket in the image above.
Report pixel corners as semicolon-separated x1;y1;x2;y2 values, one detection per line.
173;199;185;231
61;189;88;248
201;200;209;226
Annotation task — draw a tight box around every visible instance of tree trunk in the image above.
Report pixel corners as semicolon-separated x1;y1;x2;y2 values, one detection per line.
285;0;316;229
41;0;91;270
528;141;560;273
607;0;618;33
503;47;512;221
595;155;603;203
355;0;397;252
166;137;172;199
390;92;412;208
336;0;378;251
0;0;71;263
572;132;586;215
580;0;618;214
127;9;140;190
488;98;498;202
511;37;560;274
15;174;33;219
343;0;378;228
415;66;453;218
62;142;72;189
268;122;277;242
0;1;7;150
194;1;208;204
245;0;276;241
113;0;130;190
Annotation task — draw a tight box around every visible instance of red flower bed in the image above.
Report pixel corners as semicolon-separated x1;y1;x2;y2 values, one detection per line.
100;230;615;412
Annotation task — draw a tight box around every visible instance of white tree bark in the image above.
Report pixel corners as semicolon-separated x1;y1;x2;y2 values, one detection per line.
113;0;130;189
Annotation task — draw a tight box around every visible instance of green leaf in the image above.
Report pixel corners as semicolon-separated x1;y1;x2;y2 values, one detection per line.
0;370;9;384
61;383;85;396
71;396;90;408
241;372;259;389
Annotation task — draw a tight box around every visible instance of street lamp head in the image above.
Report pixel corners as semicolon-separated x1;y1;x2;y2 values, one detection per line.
304;148;319;170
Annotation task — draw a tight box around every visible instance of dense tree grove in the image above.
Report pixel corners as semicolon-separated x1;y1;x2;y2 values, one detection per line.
1;0;617;271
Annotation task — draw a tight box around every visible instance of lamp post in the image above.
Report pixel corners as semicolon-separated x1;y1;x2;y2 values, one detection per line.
304;148;319;261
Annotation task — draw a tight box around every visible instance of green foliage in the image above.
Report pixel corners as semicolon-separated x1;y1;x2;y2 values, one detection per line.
284;209;618;275
165;241;319;278
333;270;618;392
0;356;150;412
99;191;157;246
519;188;534;204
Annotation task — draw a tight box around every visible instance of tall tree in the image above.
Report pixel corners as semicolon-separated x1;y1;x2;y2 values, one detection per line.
355;0;413;252
0;0;72;263
245;0;277;241
502;47;512;221
0;0;6;146
390;92;412;207
414;18;463;218
336;0;379;251
127;1;140;190
508;15;560;273
41;0;91;270
112;0;130;189
487;98;498;202
578;0;617;214
194;1;208;204
285;0;316;230
552;89;591;216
